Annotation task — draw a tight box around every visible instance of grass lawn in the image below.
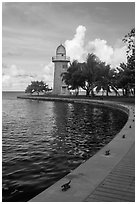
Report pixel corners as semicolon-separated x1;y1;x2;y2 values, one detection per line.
88;95;135;104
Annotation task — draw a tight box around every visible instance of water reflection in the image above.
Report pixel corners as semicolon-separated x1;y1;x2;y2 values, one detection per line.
2;100;128;202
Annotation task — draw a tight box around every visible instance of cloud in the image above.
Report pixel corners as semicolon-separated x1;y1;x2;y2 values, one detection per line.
64;25;127;67
42;62;54;88
110;46;127;67
65;25;87;62
19;62;54;89
3;51;22;57
2;64;35;91
9;64;25;77
2;63;8;69
86;39;113;64
2;62;54;91
86;38;127;67
34;62;54;88
2;75;11;87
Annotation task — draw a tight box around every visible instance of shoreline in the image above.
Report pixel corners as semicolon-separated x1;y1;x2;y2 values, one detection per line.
17;96;135;202
17;95;130;115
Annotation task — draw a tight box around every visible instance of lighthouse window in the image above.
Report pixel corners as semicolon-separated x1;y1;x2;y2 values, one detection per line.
63;65;67;68
62;54;64;56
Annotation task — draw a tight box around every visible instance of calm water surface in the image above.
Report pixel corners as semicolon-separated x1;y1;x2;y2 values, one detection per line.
2;92;128;202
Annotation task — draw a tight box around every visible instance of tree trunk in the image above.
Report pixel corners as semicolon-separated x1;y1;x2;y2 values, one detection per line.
122;88;125;96
115;89;120;96
86;89;90;97
76;88;79;96
102;90;104;96
133;87;135;96
91;89;95;97
125;88;129;96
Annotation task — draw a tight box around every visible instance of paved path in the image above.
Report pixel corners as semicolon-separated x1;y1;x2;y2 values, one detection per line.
85;143;135;202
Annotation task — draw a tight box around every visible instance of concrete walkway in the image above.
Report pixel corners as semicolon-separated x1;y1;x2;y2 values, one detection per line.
85;143;135;202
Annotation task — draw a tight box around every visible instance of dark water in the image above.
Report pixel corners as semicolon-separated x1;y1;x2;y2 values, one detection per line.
2;92;128;202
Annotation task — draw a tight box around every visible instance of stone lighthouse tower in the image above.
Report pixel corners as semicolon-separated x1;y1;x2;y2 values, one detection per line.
52;44;70;95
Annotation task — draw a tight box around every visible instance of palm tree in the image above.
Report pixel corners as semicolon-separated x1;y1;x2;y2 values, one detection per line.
119;28;135;96
95;63;119;96
80;53;101;96
116;63;134;96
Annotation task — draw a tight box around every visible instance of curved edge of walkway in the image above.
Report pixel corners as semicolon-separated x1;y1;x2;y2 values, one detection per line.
24;98;135;202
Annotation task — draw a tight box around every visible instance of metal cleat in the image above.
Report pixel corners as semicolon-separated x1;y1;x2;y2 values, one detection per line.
122;134;125;138
61;180;71;191
105;150;110;156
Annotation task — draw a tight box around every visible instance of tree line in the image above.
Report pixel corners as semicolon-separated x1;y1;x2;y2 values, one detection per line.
62;28;135;97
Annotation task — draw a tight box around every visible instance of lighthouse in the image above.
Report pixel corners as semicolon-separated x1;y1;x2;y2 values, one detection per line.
52;44;70;95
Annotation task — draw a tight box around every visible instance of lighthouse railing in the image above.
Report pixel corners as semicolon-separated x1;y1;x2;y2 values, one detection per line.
52;56;70;61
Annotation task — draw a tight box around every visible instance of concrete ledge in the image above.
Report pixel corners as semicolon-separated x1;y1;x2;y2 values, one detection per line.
18;97;134;202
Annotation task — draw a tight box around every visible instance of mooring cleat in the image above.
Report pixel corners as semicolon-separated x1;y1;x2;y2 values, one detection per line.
61;180;71;191
105;150;110;156
122;134;125;138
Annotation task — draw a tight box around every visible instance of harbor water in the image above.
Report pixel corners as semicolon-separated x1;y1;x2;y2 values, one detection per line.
2;92;128;202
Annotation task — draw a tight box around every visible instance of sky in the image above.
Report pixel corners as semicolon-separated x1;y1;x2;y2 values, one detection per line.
2;2;135;91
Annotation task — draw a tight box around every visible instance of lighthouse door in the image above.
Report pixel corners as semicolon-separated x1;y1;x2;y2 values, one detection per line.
62;87;66;95
61;86;68;95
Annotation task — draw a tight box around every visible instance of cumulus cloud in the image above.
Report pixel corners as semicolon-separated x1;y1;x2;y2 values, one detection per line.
65;25;87;62
110;46;127;68
86;39;113;64
2;64;35;91
86;38;127;68
65;25;127;68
